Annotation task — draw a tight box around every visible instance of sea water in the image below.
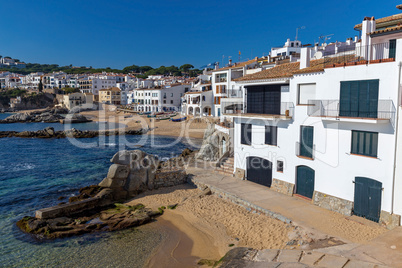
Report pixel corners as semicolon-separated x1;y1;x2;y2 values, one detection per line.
0;124;198;267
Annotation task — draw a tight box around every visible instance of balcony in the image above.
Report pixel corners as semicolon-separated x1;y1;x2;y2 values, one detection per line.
225;102;294;120
215;78;227;83
227;89;242;98
324;42;396;68
307;99;395;125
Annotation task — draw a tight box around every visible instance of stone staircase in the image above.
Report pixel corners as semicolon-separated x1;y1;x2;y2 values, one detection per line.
215;157;234;176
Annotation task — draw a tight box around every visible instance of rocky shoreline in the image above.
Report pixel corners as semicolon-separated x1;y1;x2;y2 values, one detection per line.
0;107;92;124
16;148;196;239
0;127;147;138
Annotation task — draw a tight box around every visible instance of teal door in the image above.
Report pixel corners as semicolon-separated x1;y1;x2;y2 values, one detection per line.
296;166;315;199
300;126;314;158
354;177;382;222
389;39;396;59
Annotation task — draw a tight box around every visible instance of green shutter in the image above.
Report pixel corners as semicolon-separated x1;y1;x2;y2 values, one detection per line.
339;82;350;117
351;130;378;157
350;81;359;117
368;80;379;118
340;80;379;118
300;126;313;158
389;39;396;59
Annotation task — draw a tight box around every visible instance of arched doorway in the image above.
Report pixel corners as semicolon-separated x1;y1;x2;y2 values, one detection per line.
222;137;227;155
188;107;194;115
246;157;272;187
296;166;315;199
195;107;201;116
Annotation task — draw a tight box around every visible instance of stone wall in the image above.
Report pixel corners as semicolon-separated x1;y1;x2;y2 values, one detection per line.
380;210;401;230
313;191;353;216
235;168;245;180
271;179;294;196
154;170;187;189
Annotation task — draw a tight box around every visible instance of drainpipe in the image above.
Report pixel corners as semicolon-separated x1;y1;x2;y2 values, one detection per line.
391;61;402;215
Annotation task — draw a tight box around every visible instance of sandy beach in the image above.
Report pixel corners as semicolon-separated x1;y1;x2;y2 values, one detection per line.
80;105;210;140
129;185;296;266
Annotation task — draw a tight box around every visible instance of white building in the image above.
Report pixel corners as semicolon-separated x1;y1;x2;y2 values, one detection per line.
211;58;258;118
227;10;402;228
130;83;190;112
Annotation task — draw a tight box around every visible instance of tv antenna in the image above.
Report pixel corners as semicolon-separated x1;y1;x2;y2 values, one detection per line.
295;26;305;41
318;34;334;45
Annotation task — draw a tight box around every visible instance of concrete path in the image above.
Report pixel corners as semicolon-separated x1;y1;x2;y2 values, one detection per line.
186;163;402;267
219;248;389;268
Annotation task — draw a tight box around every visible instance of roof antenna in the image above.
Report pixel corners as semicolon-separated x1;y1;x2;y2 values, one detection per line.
295;26;306;41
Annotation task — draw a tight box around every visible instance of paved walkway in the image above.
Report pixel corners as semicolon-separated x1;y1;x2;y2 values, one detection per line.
186;164;402;267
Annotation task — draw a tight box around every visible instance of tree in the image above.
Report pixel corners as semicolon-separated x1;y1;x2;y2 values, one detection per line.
180;64;194;73
38;80;43;93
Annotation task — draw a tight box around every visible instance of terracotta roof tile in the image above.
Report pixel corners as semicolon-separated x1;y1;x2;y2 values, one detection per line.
235;55;358;82
369;25;402;35
212;58;257;72
355;13;402;29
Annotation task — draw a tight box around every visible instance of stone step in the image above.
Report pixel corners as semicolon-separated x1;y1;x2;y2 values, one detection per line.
221;163;234;168
216;166;234;172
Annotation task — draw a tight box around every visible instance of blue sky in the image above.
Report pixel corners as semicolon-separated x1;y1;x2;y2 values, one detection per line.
1;0;400;69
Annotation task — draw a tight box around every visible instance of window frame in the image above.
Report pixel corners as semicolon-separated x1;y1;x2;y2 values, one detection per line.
240;123;252;146
351;130;378;158
265;125;278;146
277;160;284;172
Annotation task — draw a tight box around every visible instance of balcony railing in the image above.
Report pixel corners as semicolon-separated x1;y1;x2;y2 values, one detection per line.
323;42;396;67
307;99;395;125
222;102;243;114
215;78;227;83
296;142;315;160
228;89;242;98
223;102;294;118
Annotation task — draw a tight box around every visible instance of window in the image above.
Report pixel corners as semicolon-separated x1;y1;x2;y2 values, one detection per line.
298;84;316;105
299;126;314;158
171;93;173;97
265;126;277;146
241;123;252;145
163;100;166;104
277;161;283;172
351;130;378;157
202;96;206;101
170;100;173;104
339;80;379;118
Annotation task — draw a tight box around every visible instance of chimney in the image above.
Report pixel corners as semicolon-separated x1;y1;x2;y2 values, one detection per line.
229;59;232;66
361;17;376;47
215;62;219;70
300;47;311;69
354;35;358;42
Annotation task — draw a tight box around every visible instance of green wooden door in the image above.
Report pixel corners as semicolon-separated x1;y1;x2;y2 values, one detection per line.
354;177;382;222
296;166;315;199
300;126;313;158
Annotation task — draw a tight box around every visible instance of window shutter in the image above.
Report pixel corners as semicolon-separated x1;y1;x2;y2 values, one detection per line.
340;82;351;117
368;80;379;118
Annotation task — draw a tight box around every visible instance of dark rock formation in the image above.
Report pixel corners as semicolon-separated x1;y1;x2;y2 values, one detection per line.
0;107;92;124
16;148;197;239
16;203;161;239
0;127;147;139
